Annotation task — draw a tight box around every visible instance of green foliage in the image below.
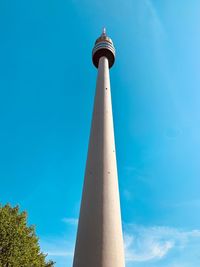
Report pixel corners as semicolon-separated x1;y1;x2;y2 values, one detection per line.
0;204;55;267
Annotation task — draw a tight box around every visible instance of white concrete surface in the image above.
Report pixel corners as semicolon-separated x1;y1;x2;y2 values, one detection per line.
73;56;125;267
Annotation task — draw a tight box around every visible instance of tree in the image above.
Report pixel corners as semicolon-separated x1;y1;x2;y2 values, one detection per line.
0;204;55;267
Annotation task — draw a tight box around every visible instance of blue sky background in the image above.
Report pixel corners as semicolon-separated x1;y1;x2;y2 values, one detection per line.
0;0;200;266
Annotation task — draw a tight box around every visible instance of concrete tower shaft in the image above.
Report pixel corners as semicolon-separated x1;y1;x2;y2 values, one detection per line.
72;31;125;267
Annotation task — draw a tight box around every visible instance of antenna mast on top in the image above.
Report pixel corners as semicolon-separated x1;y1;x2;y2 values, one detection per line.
102;27;106;36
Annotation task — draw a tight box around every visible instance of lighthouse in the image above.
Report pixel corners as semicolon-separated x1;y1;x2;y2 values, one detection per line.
72;29;125;267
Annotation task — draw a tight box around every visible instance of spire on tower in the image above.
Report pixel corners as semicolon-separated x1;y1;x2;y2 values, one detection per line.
102;27;106;36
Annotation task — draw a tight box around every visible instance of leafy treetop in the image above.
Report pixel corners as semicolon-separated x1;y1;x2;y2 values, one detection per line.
0;204;55;267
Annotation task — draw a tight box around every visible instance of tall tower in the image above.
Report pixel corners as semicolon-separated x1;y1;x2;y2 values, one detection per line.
72;29;125;267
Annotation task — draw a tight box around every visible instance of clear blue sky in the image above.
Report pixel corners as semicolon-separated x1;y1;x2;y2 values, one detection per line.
0;0;200;266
